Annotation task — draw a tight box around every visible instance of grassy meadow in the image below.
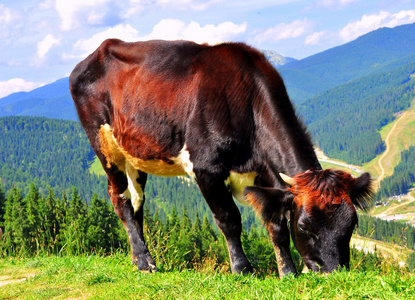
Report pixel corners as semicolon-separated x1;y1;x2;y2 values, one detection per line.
1;254;414;300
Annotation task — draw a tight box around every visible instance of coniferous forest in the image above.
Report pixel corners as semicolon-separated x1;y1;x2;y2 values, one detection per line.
0;116;106;201
298;62;415;165
376;146;415;200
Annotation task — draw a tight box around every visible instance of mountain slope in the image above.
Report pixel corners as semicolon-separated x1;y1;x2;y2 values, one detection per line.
0;78;77;121
0;116;104;200
298;60;415;164
281;22;415;102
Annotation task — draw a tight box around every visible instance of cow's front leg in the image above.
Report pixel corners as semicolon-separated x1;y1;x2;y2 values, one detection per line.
266;219;297;278
195;172;253;274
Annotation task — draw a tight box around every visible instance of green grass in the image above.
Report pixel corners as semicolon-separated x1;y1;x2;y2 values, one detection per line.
89;156;105;176
1;254;414;299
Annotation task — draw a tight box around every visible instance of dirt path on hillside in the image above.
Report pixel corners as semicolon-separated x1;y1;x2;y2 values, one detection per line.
377;115;402;185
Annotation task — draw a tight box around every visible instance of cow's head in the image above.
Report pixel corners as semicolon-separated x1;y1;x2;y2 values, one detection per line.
245;169;374;274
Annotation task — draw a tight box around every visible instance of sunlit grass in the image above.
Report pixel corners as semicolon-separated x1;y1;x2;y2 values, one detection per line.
1;254;414;299
89;156;105;176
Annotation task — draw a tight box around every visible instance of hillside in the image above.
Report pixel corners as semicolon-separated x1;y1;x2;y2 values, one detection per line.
0;116;105;200
0;78;77;121
0;23;414;227
298;60;415;164
280;22;415;102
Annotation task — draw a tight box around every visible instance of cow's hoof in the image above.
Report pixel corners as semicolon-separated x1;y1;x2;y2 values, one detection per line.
232;262;253;275
145;263;157;273
132;258;157;273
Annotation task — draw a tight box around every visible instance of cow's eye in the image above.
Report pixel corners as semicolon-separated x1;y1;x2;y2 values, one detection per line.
298;224;308;233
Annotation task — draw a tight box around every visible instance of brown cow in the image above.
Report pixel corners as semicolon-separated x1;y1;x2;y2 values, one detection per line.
69;39;374;277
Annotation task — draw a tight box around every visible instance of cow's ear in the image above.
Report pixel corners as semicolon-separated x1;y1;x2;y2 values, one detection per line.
244;186;293;224
350;173;375;211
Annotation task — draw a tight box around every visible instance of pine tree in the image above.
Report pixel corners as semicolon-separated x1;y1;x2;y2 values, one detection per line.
0;183;6;229
176;206;195;266
192;213;203;261
37;188;59;252
87;193;120;253
167;207;180;232
143;205;154;234
3;187;30;254
201;214;217;242
61;187;89;255
25;183;41;252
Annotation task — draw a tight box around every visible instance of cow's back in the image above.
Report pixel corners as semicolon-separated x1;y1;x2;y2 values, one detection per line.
69;39;299;181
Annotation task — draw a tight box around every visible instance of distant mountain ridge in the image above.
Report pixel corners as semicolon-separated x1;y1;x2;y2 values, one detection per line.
2;23;415;116
262;50;296;67
0;77;77;121
280;22;415;102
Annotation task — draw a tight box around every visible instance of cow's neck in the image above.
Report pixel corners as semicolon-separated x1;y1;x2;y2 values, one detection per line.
255;102;321;186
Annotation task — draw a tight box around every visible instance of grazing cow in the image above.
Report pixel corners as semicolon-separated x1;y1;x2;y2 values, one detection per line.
69;39;374;277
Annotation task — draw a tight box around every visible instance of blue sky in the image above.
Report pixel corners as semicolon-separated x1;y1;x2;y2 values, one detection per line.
1;0;415;98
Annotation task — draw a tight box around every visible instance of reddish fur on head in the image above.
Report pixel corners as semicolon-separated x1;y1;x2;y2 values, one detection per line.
289;169;356;215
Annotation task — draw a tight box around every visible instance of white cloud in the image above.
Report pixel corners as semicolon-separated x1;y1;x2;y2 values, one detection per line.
38;0;54;10
55;0;114;31
0;79;45;99
74;24;140;57
0;4;19;40
305;30;331;45
37;34;61;59
142;0;220;10
255;19;313;44
125;0;219;17
73;20;247;58
0;4;16;25
316;0;357;7
340;10;415;42
143;19;247;44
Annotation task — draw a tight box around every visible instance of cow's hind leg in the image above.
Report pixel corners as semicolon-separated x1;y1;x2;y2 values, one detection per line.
109;166;156;272
195;171;253;274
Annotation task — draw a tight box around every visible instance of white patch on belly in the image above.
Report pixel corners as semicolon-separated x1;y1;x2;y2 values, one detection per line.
174;146;195;178
122;162;144;213
225;171;257;206
99;124;195;177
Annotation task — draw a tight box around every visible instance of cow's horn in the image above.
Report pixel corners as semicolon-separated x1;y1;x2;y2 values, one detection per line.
279;173;295;186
